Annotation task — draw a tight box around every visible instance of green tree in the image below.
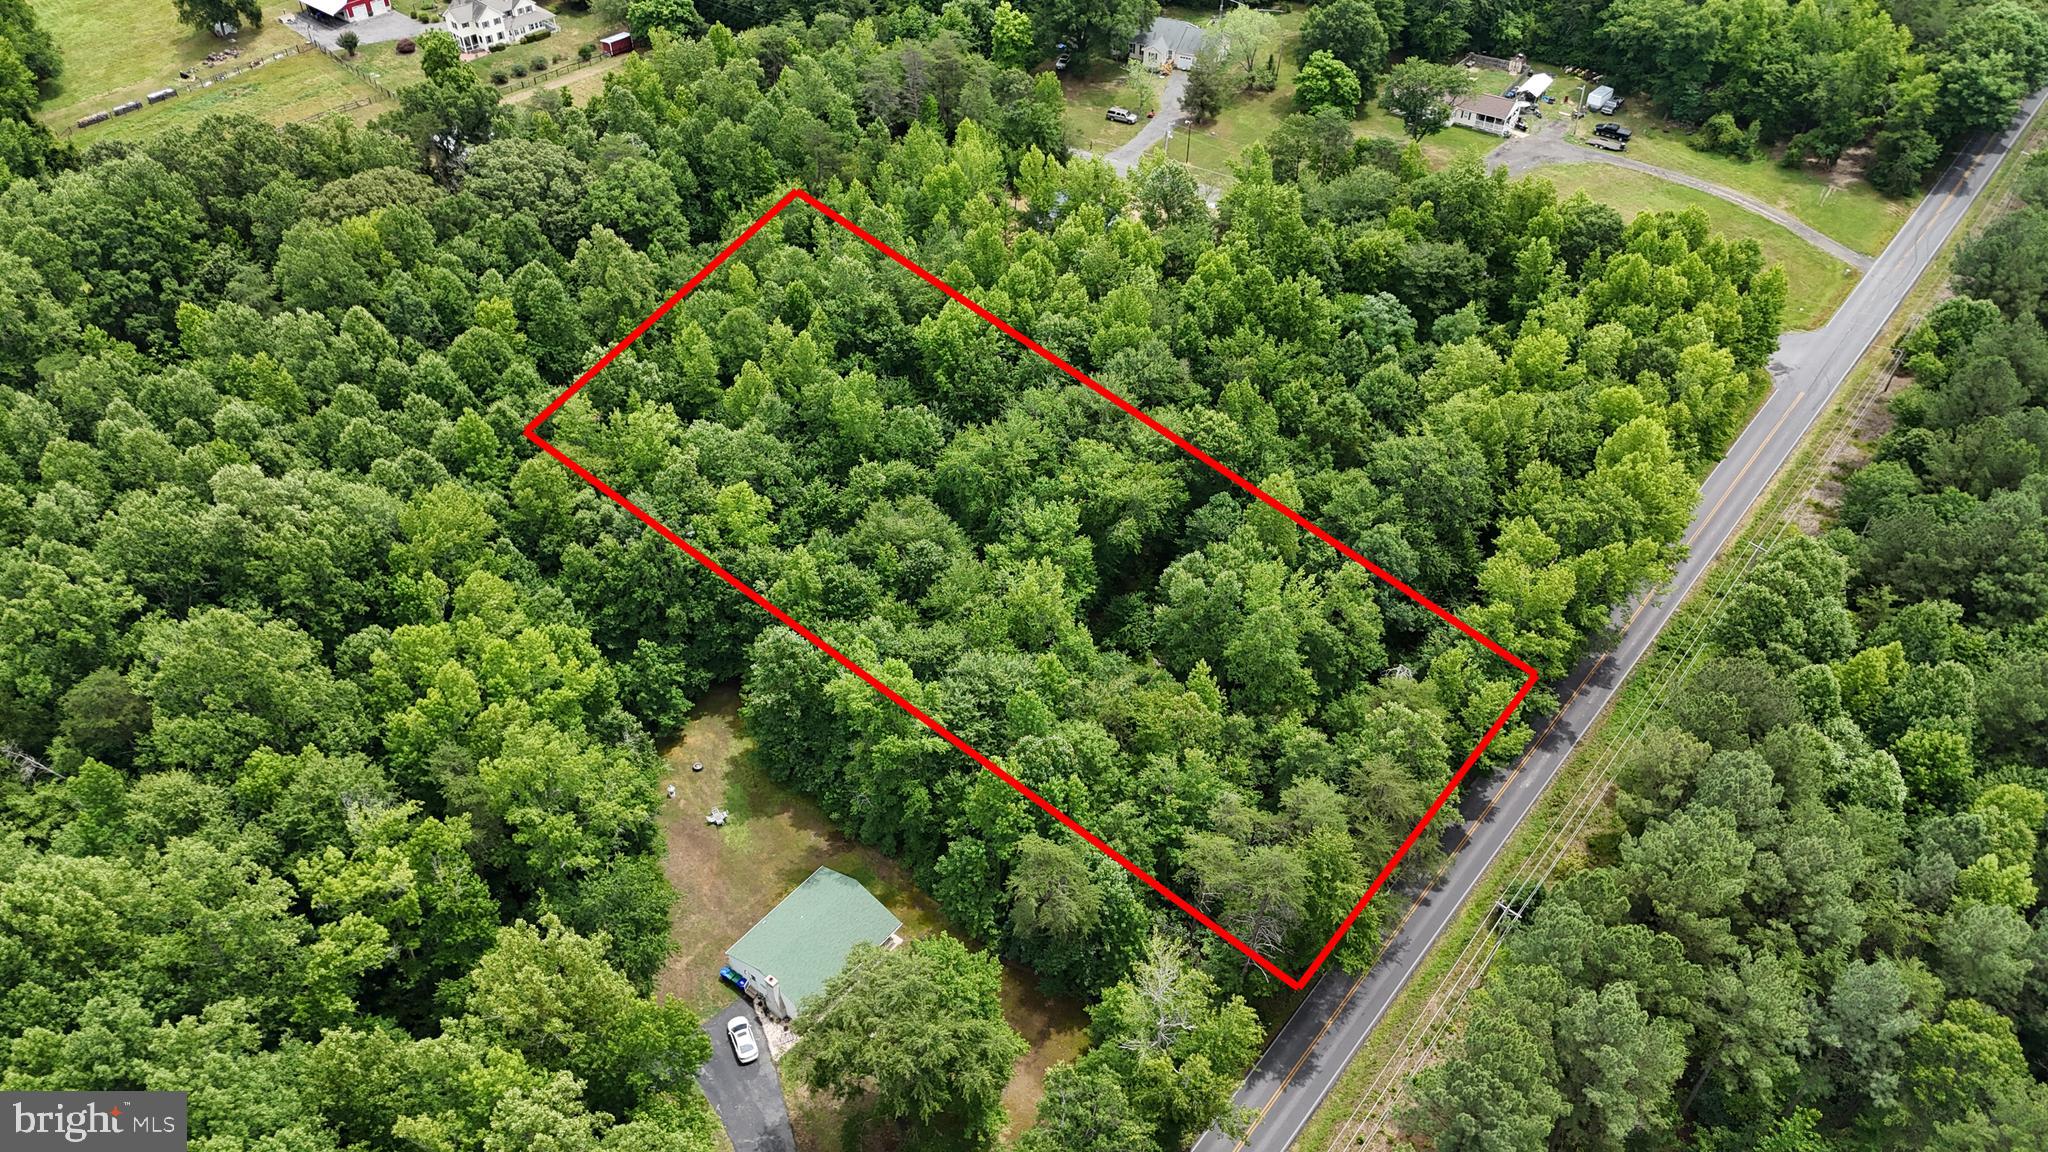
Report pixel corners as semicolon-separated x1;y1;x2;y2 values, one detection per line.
1082;934;1262;1148
454;915;708;1117
1380;60;1474;141
1299;0;1388;83
1294;51;1364;114
627;0;703;43
171;0;260;35
991;1;1036;69
792;935;1026;1148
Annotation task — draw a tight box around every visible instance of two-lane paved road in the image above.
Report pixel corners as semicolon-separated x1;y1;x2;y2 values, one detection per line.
1194;86;2048;1152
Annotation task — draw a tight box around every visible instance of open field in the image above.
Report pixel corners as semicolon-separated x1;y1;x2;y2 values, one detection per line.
655;689;1088;1144
1593;104;1913;255
1535;164;1857;330
34;0;384;137
37;0;625;144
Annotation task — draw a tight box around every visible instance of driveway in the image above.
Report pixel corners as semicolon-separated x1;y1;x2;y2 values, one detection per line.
1487;116;1873;269
697;1002;795;1152
1103;70;1188;174
283;9;428;50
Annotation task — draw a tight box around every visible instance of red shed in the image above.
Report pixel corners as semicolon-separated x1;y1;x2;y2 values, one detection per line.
598;32;635;57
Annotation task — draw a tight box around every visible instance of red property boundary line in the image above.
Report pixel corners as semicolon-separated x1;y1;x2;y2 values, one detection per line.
524;188;1539;990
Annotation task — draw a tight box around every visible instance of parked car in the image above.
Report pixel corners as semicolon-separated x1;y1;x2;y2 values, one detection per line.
1594;121;1632;141
726;1016;759;1065
1105;106;1139;124
1054;52;1070;70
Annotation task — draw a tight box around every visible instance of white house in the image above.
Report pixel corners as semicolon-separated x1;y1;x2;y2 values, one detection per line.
441;0;558;50
299;0;393;22
1450;92;1522;137
1136;17;1206;73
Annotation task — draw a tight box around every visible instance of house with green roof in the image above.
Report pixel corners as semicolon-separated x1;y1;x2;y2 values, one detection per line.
725;866;903;1020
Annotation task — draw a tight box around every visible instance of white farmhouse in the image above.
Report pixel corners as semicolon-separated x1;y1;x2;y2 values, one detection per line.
1450;92;1523;137
441;0;558;51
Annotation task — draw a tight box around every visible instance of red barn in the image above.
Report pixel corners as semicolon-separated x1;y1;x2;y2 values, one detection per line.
598;31;635;57
299;0;392;21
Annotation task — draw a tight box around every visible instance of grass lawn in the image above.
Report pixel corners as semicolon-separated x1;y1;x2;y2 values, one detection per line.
1592;104;1913;256
35;0;385;138
503;47;639;107
1159;13;1510;186
655;688;1089;1144
355;5;624;95
1537;164;1856;330
1057;53;1160;155
38;0;624;145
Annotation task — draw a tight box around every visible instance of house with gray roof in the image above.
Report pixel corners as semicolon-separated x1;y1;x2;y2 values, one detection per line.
440;0;557;51
1136;17;1206;72
725;867;904;1020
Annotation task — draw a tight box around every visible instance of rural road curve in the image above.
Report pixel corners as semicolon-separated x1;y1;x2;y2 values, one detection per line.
1489;121;1874;269
1191;84;2048;1152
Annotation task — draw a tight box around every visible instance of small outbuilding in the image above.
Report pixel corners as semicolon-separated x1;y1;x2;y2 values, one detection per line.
598;31;635;56
1513;71;1555;103
724;867;903;1020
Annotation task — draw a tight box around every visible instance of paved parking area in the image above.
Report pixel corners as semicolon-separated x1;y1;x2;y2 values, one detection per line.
697;1001;796;1152
283;9;429;50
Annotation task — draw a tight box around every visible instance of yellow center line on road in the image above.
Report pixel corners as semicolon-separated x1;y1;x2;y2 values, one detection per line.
1232;381;1825;1147
1690;391;1806;539
1232;617;1631;1147
1226;112;2032;1152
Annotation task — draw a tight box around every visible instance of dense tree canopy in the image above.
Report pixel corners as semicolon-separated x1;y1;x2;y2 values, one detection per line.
0;5;1803;1148
1407;161;2048;1149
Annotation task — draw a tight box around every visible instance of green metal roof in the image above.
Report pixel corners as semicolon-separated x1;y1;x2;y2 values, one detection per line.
726;867;902;1016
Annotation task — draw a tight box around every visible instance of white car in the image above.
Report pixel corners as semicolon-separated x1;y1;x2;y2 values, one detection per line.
726;1016;759;1065
1105;106;1139;124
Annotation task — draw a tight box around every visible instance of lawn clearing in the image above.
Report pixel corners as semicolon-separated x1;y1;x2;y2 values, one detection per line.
1057;52;1160;155
656;688;1088;1141
1536;164;1857;330
35;0;329;130
355;5;624;96
1592;104;1913;256
1159;11;1508;186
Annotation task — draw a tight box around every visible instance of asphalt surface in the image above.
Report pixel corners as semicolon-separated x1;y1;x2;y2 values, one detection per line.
697;1001;796;1152
1488;117;1874;269
1105;70;1188;174
1192;85;2048;1152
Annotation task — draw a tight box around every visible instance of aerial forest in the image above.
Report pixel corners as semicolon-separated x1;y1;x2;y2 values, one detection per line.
1409;157;2048;1150
27;0;2029;1146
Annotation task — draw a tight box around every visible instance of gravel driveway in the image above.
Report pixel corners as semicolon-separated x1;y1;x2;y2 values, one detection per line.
1487;117;1873;269
697;1002;796;1152
284;9;428;50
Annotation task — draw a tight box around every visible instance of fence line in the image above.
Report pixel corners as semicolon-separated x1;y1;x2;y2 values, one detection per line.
64;41;318;134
